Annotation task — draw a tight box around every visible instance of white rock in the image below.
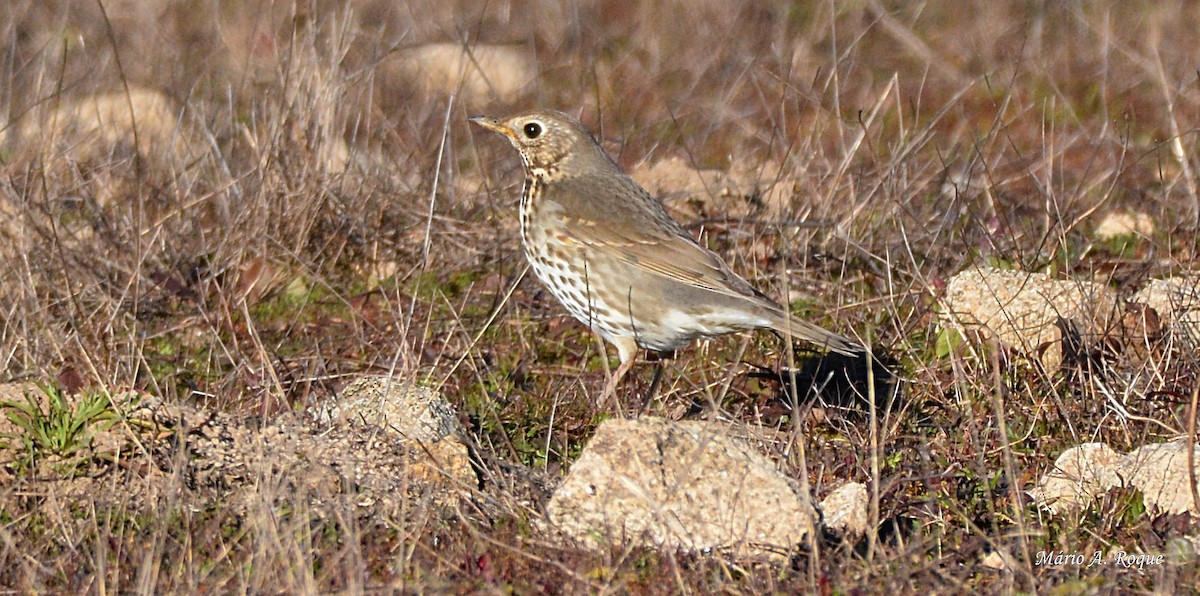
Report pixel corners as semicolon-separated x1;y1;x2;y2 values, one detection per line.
630;156;725;200
630;156;795;218
942;267;1118;368
546;417;816;559
819;481;870;536
392;43;534;104
1132;275;1200;349
1121;441;1200;515
1029;443;1123;514
313;376;461;443
1094;211;1155;240
1033;441;1200;516
980;549;1018;572
20;86;200;169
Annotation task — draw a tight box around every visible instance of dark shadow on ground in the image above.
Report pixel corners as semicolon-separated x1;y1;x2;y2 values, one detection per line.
744;348;902;416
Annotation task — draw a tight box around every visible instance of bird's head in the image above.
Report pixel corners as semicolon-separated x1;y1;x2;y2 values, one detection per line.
470;110;610;177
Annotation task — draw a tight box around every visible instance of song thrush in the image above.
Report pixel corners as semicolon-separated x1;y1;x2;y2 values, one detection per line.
470;110;862;399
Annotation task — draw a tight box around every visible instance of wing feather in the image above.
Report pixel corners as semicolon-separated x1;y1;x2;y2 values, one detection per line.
544;172;769;303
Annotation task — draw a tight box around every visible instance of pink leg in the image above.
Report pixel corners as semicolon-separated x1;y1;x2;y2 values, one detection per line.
600;336;639;407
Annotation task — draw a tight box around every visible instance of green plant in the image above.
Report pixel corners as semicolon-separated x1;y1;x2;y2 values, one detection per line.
0;383;118;470
934;326;965;359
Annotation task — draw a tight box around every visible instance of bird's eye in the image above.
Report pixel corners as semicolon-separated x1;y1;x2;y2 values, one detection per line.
523;122;542;139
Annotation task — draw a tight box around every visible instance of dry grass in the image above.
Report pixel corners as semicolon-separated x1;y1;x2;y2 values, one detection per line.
1;0;1199;592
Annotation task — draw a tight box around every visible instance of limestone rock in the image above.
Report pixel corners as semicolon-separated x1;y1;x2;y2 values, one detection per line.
545;417;817;559
1094;211;1155;240
1132;275;1200;349
631;156;795;219
314;376;462;443
9;86;208;223
308;377;473;501
19;86;200;169
980;549;1019;573
728;157;793;215
942;267;1118;368
1032;441;1200;516
1;383;475;518
391;43;534;104
167;398;474;513
819;481;870;536
1121;442;1200;516
1028;443;1123;514
631;156;726;201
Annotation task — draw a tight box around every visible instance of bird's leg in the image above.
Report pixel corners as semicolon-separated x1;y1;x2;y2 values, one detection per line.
600;336;639;410
600;359;632;407
639;360;665;416
592;333;613;381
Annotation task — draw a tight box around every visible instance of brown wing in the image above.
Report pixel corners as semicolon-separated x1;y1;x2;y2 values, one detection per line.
539;170;863;355
543;171;769;303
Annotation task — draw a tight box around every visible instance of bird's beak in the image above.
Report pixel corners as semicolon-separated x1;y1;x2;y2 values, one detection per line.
468;115;515;140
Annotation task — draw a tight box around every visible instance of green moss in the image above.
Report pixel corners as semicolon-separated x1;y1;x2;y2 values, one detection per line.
250;275;319;321
787;297;819;317
143;334;226;398
1095;233;1144;259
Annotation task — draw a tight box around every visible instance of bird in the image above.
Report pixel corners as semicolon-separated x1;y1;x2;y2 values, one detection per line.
469;109;862;401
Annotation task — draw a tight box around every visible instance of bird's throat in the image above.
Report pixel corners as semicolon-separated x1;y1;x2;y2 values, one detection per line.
518;175;544;249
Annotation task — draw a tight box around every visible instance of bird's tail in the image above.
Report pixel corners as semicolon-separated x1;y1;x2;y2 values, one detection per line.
768;311;863;356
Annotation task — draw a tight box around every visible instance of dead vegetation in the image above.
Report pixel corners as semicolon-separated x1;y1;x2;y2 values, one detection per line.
1;0;1199;592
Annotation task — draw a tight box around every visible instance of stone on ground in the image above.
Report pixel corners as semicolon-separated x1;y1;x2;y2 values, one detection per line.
942;267;1117;368
819;481;870;536
545;417;816;560
1032;441;1200;516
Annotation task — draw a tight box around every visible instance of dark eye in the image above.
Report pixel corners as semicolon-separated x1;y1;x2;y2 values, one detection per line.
523;122;542;139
